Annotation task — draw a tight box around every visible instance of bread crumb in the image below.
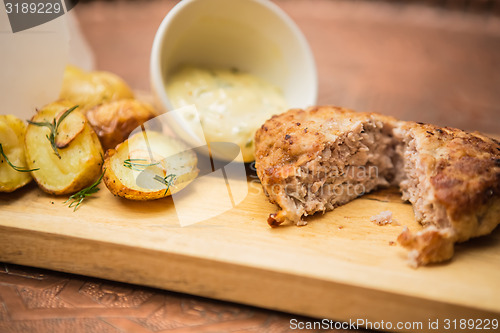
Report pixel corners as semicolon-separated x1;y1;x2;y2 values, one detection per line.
407;249;420;269
370;211;393;225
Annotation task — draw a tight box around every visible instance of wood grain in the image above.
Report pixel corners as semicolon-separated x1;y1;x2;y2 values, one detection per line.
1;171;499;332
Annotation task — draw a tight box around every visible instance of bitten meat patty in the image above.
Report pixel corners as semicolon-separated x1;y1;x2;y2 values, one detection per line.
254;106;500;266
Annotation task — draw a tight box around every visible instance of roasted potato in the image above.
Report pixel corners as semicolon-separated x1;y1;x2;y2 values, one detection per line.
86;99;157;150
103;131;198;200
59;65;134;113
25;100;104;195
0;115;33;192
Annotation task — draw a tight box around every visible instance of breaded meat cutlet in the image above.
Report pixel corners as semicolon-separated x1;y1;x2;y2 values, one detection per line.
254;106;500;266
396;122;500;266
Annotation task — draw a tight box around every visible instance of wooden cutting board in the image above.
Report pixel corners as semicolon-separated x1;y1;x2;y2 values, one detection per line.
1;167;499;332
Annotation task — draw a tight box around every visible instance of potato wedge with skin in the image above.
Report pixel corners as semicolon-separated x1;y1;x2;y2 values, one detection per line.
86;99;157;150
59;65;134;114
0;115;33;192
103;131;198;200
54;108;86;149
25;101;104;195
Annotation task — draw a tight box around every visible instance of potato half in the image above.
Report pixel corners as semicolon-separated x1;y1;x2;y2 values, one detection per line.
59;65;134;113
103;131;198;200
25;100;104;195
0;115;33;192
86;99;157;150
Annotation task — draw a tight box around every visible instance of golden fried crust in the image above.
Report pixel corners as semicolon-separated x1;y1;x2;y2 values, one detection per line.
254;106;399;187
397;226;455;267
404;122;500;240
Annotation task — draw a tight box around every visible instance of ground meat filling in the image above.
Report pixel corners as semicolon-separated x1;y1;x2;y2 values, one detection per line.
278;119;404;225
398;132;451;230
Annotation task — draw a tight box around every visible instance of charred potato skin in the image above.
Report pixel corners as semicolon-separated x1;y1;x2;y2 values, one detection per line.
0;115;32;192
59;65;134;113
25;101;104;195
103;132;198;201
86;99;157;150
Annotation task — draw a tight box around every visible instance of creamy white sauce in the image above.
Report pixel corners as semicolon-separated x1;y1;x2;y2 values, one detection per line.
166;66;288;162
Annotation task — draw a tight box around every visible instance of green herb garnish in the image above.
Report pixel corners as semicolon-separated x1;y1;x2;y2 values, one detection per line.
123;158;160;171
153;174;176;196
64;171;104;211
27;105;79;159
0;143;39;172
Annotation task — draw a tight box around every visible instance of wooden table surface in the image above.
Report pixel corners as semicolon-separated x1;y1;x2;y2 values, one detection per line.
1;1;500;332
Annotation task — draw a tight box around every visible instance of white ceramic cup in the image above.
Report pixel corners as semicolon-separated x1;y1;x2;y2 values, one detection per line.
150;0;317;150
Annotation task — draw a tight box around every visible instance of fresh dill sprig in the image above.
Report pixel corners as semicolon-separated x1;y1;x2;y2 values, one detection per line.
153;174;176;196
0;143;39;172
27;105;79;159
64;171;104;211
123;158;160;171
